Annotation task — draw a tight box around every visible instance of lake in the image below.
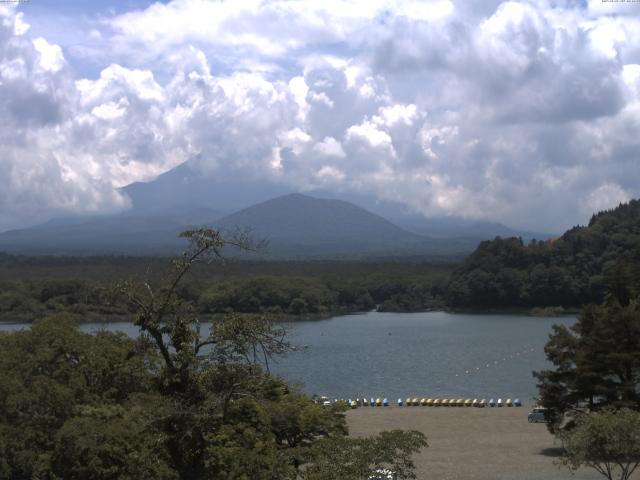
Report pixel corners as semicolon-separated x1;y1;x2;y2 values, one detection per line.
0;311;575;404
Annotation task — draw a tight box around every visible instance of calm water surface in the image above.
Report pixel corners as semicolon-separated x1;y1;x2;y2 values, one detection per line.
1;311;575;404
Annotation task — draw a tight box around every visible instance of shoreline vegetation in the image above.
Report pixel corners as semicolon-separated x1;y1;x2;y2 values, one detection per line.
0;306;578;325
0;258;453;323
0;200;637;324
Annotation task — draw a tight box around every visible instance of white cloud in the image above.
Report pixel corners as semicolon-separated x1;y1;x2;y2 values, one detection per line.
313;137;346;158
346;121;394;150
316;165;346;184
373;103;418;128
1;1;640;233
32;37;65;72
585;183;630;215
91;98;128;120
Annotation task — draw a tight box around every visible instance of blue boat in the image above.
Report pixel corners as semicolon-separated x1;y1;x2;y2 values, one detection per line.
383;398;389;406
489;398;496;407
397;398;403;406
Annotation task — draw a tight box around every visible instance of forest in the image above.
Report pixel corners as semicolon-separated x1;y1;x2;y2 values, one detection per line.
0;256;452;322
1;200;640;321
447;200;640;309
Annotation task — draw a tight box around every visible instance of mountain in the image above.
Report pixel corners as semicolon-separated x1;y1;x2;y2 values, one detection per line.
393;216;551;241
213;193;478;258
0;159;551;257
447;200;640;308
122;162;290;216
0;193;477;258
122;161;552;241
0;207;221;255
303;186;553;241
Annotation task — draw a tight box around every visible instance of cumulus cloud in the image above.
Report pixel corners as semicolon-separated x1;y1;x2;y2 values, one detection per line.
1;0;640;233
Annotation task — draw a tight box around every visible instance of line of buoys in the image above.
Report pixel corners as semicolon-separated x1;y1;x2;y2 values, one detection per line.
454;345;538;378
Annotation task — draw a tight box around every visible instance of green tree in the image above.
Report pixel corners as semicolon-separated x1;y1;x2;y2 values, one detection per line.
0;316;158;479
534;301;640;431
301;430;427;480
115;228;427;479
559;408;640;480
51;399;177;480
0;228;428;480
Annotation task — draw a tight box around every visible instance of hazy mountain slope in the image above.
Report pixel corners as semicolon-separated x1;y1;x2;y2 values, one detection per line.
122;162;290;215
121;161;551;242
214;193;474;258
0;207;221;255
0;193;477;258
216;194;414;243
394;216;552;241
306;187;553;240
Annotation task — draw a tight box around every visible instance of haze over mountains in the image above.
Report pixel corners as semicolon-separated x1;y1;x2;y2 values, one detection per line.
0;162;552;258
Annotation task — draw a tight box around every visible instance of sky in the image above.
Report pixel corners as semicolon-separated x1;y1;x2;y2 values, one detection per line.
1;0;639;233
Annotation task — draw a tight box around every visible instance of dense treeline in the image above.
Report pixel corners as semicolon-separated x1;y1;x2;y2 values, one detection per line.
448;200;640;309
2;199;639;318
0;260;452;322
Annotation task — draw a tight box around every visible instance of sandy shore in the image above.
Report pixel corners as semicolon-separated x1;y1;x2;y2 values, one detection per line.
346;406;605;480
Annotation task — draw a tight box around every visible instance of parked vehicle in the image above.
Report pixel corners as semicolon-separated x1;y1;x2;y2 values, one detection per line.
527;407;547;423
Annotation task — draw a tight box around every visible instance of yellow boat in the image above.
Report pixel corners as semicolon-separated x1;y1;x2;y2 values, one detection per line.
479;399;487;408
412;398;419;406
441;399;449;406
420;398;427;406
506;398;513;407
405;398;412;406
363;398;369;406
464;399;472;407
433;398;441;406
426;398;433;406
456;399;465;407
472;399;478;407
375;398;382;407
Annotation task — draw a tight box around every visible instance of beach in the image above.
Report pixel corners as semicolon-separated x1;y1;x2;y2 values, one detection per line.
346;406;604;480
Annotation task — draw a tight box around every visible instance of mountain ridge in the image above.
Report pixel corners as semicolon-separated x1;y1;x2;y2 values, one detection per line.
0;193;477;258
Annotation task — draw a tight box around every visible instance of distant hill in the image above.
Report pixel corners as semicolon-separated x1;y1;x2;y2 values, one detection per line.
294;186;552;241
0;207;221;255
122;161;551;242
392;215;551;242
0;156;551;258
0;193;479;258
447;200;640;308
214;193;475;258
